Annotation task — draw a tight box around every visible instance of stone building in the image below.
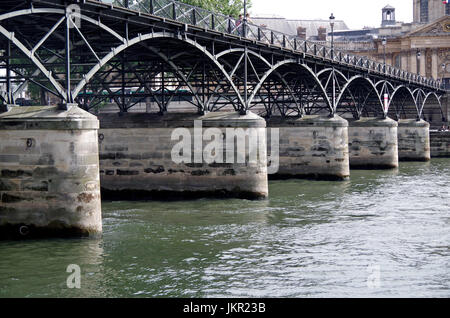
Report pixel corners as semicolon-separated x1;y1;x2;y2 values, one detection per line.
253;2;449;89
321;1;449;124
251;15;349;41
382;4;397;27
342;1;450;90
414;0;450;23
251;15;377;52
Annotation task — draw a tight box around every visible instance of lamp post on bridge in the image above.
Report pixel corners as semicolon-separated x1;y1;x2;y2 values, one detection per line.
382;37;387;72
329;13;335;59
416;49;421;76
243;0;247;36
441;63;447;89
416;48;422;120
328;13;336;117
242;0;248;115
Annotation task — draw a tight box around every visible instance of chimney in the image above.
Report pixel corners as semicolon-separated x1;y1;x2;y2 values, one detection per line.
297;26;306;40
317;27;327;41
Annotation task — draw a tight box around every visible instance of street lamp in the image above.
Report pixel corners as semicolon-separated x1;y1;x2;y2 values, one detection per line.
442;63;447;89
416;49;421;75
243;0;247;36
381;37;387;69
242;0;248;115
329;13;335;58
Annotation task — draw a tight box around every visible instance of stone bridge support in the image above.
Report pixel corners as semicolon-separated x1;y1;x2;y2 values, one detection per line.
430;131;450;157
397;119;430;161
266;115;350;180
97;112;268;200
348;117;399;169
0;106;102;239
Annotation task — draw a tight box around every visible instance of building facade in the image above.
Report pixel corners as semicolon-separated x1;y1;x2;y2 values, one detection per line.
413;0;450;23
251;16;349;41
365;16;450;84
346;2;450;90
322;1;449;123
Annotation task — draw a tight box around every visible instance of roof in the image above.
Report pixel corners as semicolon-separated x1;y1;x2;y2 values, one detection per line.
403;15;450;37
251;16;349;39
383;4;395;10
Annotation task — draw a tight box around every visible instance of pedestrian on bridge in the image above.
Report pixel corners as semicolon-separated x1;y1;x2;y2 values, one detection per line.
236;14;243;36
246;13;253;24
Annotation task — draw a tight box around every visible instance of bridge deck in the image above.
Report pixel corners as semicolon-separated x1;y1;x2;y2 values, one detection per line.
0;0;446;120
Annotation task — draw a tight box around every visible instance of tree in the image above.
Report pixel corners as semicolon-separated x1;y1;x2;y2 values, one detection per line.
132;0;252;18
178;0;252;18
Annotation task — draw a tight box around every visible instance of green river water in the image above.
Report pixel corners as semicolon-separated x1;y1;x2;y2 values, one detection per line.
0;159;449;297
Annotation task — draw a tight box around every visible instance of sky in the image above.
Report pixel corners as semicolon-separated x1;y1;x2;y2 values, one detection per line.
250;0;413;30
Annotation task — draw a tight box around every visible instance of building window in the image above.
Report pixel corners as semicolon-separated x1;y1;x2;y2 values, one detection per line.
394;55;401;68
386;11;391;20
443;78;450;90
446;3;450;16
420;0;428;23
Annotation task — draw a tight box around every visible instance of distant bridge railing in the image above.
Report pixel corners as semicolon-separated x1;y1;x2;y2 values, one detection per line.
97;0;442;90
313;41;376;52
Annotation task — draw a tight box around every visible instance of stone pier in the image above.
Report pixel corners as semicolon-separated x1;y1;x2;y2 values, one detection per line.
430;130;450;157
266;115;350;180
397;119;430;161
0;106;102;239
348;117;398;169
98;112;268;200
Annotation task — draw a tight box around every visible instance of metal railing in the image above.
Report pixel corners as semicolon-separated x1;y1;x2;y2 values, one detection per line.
96;0;443;90
313;40;376;52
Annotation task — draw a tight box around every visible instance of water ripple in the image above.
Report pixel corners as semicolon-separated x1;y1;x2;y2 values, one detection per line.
0;160;449;297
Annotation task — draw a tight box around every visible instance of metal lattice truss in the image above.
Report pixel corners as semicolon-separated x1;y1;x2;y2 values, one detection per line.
0;0;446;120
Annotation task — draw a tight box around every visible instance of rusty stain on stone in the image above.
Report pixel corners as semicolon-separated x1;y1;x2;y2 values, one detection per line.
77;192;96;203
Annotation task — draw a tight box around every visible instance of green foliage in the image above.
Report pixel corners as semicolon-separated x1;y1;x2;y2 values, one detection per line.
134;0;252;21
27;83;42;103
178;0;251;17
10;57;61;105
9;58;40;104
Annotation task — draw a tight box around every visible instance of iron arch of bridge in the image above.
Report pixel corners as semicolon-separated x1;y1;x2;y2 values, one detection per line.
0;6;332;116
73;32;250;111
0;8;248;111
0;8;70;100
1;7;323;114
212;48;304;114
376;83;444;121
335;75;385;118
421;91;444;122
387;85;419;120
0;8;134;103
246;59;333;115
412;88;444;118
316;68;349;83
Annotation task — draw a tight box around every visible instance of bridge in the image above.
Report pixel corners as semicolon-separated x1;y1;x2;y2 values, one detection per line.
0;0;449;239
0;0;446;119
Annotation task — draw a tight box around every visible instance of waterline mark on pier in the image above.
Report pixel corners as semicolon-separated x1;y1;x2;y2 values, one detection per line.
170;120;279;174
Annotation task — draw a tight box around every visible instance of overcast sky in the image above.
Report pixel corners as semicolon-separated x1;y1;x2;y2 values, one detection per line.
250;0;413;30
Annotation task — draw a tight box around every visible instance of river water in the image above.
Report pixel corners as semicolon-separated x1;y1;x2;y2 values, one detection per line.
1;159;449;298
